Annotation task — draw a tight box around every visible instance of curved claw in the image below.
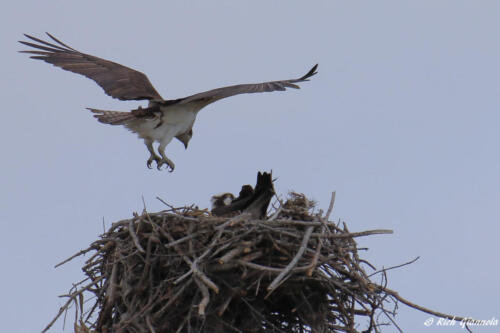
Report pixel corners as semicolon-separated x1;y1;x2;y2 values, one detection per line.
147;156;161;169
155;160;175;172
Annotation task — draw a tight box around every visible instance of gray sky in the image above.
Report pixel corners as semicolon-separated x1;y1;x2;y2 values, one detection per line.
1;1;499;332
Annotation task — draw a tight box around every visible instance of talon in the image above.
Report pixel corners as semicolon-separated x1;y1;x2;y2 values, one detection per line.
147;155;161;169
154;158;175;172
154;147;175;172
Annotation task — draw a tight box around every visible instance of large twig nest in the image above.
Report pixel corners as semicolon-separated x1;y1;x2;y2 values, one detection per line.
46;193;401;333
43;189;477;333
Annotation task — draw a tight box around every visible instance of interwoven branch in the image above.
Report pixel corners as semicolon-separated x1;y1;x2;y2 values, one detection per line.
43;192;471;333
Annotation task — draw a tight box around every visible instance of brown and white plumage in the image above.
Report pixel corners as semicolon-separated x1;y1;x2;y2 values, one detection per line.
19;33;318;171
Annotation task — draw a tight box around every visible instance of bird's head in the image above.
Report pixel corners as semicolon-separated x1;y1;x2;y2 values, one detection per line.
176;129;193;149
211;192;235;210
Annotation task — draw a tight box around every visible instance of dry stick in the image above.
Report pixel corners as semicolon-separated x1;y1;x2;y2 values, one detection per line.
238;250;263;263
325;191;336;221
41;276;104;333
266;226;314;294
153;279;193;319
264;220;329;226
172;255;218;293
368;256;420;277
315;229;393;239
145;315;156;333
380;286;476;323
141;195;148;213
159;211;222;223
55;246;97;268
306;221;325;276
306;192;336;276
170;213;245;284
163;227;219;293
138;237;153;287
359;259;376;270
217;291;236;316
237;260;309;273
217;238;259;264
380;307;404;333
268;195;284;221
194;277;210;316
328;306;372;316
98;261;118;328
324;271;372;312
162;232;199;249
260;224;393;240
306;237;323;276
218;247;246;264
155;196;180;213
215;212;251;230
128;218;145;253
176;213;251;287
341;222;371;285
84;241;114;265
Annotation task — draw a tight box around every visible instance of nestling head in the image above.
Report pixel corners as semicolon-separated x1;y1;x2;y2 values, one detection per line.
211;192;235;210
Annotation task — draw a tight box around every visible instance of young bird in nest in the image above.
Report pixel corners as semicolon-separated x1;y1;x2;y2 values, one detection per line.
211;172;274;219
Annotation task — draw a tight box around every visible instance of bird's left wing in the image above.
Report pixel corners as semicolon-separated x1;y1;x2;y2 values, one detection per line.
19;33;164;101
179;64;318;106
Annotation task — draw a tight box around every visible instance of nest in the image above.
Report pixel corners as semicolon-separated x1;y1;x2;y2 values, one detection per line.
45;193;407;333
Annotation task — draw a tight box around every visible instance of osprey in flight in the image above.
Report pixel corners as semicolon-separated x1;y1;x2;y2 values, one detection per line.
20;33;318;171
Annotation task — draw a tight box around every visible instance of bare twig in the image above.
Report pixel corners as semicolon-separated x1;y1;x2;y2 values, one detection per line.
368;256;420;277
267;226;314;294
195;277;210;316
380;286;475;323
55;247;96;268
41;276;104;333
325;191;336;221
128;218;145;253
163;227;219;293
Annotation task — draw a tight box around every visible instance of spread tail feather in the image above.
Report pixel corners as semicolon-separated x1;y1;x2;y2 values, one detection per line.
87;108;135;125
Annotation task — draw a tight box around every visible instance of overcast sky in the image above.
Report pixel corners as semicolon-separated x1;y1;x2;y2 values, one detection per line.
1;1;499;332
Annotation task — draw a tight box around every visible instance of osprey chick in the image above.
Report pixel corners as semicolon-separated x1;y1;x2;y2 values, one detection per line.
211;172;274;219
19;33;318;171
211;193;236;211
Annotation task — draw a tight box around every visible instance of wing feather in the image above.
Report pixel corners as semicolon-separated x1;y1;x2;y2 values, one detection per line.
180;64;318;105
19;33;163;101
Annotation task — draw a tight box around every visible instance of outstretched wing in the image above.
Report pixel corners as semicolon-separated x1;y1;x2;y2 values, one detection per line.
19;33;163;101
179;64;318;106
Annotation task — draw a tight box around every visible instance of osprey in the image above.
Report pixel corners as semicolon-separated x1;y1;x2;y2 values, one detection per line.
211;172;274;218
19;33;318;171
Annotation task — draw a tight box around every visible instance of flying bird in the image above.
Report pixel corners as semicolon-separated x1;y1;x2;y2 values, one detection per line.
19;33;318;171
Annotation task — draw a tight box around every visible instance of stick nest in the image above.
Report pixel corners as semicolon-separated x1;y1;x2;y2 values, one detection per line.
51;193;398;333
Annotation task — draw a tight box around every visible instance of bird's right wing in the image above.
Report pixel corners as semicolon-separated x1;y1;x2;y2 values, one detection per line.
19;33;164;101
179;64;318;106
